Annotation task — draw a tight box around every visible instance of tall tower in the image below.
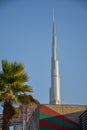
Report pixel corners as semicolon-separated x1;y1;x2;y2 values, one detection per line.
49;12;61;104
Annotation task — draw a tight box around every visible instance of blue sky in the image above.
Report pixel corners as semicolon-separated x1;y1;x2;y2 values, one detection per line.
0;0;87;105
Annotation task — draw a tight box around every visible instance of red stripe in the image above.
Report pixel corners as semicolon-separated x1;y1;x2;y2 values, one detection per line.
39;105;80;127
39;119;73;130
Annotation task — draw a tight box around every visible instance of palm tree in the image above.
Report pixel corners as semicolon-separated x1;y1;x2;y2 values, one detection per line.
0;60;39;130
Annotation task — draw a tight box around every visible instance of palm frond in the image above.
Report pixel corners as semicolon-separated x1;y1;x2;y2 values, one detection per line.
20;85;33;92
16;94;30;104
16;94;39;105
28;95;40;104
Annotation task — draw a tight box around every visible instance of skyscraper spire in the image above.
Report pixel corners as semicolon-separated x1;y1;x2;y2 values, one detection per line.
49;10;61;104
52;9;57;62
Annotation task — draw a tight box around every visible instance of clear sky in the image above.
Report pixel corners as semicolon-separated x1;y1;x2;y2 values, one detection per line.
0;0;87;105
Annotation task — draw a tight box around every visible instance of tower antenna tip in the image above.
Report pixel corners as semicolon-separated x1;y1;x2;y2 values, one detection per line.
53;8;55;22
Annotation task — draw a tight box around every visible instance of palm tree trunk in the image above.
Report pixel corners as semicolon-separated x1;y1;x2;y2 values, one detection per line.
2;100;11;130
